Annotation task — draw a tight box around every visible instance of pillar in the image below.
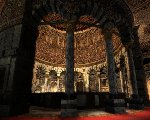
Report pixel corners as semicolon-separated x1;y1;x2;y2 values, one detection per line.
102;22;126;113
126;44;144;109
61;22;77;117
132;26;149;104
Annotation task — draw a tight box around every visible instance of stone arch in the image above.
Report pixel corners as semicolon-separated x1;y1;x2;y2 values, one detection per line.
31;0;135;50
32;0;134;33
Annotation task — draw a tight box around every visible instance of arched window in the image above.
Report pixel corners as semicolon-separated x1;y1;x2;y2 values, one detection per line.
74;72;84;92
48;70;57;92
99;67;109;92
89;69;98;92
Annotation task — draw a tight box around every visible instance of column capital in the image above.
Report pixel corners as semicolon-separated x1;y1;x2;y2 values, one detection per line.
102;29;112;40
65;21;76;32
103;22;115;30
102;22;115;40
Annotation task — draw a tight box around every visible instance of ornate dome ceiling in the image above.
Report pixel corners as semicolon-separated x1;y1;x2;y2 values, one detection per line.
35;23;122;68
34;0;150;67
0;0;149;67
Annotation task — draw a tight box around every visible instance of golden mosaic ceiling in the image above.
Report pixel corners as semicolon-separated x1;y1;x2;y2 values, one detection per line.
36;0;150;67
35;25;122;67
0;0;149;63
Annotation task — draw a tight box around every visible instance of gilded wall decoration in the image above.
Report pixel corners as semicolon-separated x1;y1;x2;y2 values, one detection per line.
35;25;122;68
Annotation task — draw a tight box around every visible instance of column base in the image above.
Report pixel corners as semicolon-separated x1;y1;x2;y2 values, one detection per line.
105;99;126;114
61;99;78;117
128;95;144;110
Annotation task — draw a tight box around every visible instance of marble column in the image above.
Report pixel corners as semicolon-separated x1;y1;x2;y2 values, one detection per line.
103;30;118;95
61;22;77;117
102;22;125;113
126;45;144;109
132;26;149;103
126;46;138;95
65;23;74;94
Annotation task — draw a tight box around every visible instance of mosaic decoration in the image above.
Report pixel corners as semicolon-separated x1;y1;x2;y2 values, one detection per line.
35;25;122;67
0;0;149;58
